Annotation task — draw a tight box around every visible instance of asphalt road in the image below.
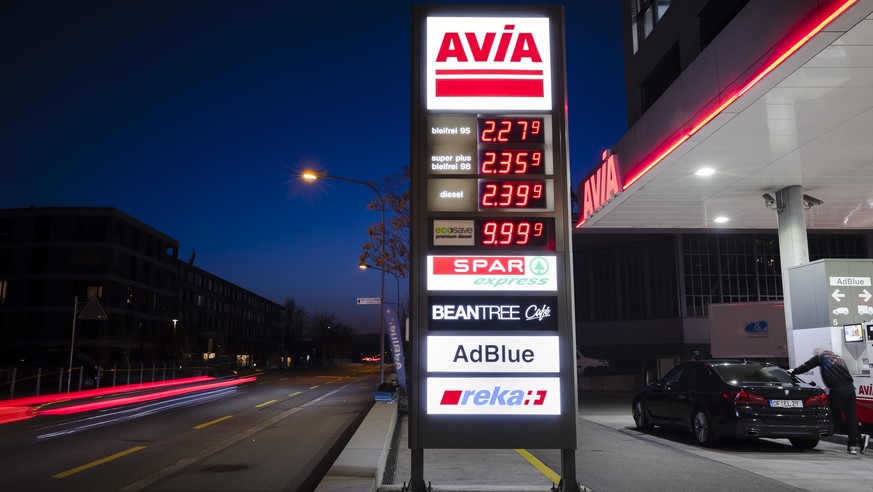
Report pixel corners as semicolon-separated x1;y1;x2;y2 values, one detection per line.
0;364;381;492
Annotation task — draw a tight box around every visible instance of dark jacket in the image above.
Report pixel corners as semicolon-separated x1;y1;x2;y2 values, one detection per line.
793;350;855;390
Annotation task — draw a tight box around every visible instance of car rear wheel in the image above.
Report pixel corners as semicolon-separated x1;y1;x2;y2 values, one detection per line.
788;438;819;449
692;409;721;447
633;401;652;430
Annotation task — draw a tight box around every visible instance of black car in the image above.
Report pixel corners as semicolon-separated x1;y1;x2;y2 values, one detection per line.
17;351;103;391
632;360;833;448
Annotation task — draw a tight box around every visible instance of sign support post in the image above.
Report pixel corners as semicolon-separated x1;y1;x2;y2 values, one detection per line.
410;5;579;490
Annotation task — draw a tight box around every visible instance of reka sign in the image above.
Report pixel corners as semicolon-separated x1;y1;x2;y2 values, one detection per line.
427;377;561;415
426;16;552;111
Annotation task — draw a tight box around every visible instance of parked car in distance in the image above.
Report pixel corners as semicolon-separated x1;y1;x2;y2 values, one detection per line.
576;350;612;376
632;360;832;448
16;351;102;390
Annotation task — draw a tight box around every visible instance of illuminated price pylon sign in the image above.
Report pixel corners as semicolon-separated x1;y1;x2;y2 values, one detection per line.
411;5;577;453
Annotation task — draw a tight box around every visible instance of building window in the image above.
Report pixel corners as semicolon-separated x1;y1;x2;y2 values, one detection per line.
682;233;866;317
86;285;103;299
632;0;671;53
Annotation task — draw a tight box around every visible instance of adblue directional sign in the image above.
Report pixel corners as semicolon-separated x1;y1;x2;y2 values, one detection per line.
411;4;576;451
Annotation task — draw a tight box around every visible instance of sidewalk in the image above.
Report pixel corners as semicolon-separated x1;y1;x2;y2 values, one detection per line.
314;400;398;492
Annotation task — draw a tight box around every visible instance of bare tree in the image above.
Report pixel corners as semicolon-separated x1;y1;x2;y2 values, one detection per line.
359;167;410;280
310;312;354;365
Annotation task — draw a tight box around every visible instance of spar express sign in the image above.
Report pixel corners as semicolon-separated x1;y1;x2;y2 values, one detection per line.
427;255;557;291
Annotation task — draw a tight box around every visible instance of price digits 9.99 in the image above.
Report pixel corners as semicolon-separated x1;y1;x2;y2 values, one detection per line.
481;219;550;247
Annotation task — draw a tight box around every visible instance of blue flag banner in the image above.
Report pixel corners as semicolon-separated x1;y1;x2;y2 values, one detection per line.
383;303;407;390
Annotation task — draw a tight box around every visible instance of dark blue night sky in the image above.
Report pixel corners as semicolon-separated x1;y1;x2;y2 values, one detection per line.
1;1;626;333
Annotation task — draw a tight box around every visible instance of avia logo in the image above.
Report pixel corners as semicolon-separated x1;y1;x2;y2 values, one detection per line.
426;16;552;110
859;385;873;396
436;25;542;64
581;151;622;222
439;387;547;406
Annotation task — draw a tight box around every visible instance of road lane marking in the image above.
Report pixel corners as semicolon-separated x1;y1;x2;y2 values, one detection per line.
515;449;561;484
309;385;319;389
118;373;374;492
52;446;146;478
288;391;302;397
255;400;278;408
193;415;233;429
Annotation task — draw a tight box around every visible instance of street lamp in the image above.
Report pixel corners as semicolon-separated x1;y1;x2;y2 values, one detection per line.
302;170;387;384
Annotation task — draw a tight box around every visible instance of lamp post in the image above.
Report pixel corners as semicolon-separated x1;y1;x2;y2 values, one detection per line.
302;170;386;384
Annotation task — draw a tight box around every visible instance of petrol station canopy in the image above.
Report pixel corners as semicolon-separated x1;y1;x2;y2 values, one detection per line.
577;2;873;231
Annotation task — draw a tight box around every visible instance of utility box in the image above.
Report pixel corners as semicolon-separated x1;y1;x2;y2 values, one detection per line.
709;301;787;359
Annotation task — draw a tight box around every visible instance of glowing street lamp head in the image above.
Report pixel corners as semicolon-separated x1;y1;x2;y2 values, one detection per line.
301;171;324;181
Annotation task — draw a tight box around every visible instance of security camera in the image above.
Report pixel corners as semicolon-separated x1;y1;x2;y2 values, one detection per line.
762;193;776;208
802;194;823;208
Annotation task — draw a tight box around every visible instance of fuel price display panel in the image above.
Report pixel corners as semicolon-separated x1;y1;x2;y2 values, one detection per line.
426;114;554;176
431;218;555;250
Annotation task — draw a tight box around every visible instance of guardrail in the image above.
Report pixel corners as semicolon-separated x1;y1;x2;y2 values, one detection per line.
0;364;220;400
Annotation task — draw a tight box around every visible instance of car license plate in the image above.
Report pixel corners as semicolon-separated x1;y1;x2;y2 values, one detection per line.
770;399;802;408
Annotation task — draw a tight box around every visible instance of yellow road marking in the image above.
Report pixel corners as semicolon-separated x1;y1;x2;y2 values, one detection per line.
255;399;278;408
52;446;146;478
515;449;561;484
288;391;302;397
309;385;319;390
193;415;233;429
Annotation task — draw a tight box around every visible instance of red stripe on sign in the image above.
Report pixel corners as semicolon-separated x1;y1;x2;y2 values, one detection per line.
440;390;462;405
435;69;543;76
435;78;543;97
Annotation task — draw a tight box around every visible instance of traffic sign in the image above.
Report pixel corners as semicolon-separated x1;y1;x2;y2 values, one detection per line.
79;297;107;320
357;297;382;305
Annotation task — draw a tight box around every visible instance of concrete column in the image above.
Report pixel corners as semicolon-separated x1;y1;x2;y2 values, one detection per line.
775;185;809;367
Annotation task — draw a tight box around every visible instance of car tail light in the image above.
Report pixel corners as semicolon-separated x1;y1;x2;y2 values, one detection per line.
805;393;829;407
724;390;766;405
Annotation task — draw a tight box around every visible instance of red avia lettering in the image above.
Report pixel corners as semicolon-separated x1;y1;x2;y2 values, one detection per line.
433;257;525;275
859;385;873;396
581;152;622;222
436;25;542;63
